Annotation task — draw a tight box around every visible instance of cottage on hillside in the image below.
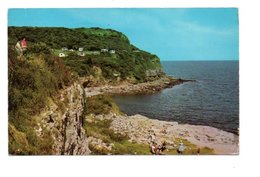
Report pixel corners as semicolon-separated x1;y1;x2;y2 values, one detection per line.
109;49;116;54
59;53;66;57
78;52;85;56
62;47;68;51
101;48;109;53
78;47;84;52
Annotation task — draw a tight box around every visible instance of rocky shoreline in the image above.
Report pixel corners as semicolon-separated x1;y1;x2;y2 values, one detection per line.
87;113;239;155
84;76;193;97
83;77;239;155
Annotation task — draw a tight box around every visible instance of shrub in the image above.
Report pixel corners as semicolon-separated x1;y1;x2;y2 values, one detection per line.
85;95;121;115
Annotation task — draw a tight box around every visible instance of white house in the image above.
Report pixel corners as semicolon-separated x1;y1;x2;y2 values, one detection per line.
109;49;116;54
78;52;85;56
69;49;74;51
79;47;84;52
101;49;109;53
59;53;66;57
62;47;68;51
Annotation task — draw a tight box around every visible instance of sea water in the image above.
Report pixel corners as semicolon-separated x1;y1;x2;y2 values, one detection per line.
113;61;239;134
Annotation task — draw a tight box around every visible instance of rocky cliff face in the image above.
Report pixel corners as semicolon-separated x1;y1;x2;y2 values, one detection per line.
35;83;91;155
145;68;163;77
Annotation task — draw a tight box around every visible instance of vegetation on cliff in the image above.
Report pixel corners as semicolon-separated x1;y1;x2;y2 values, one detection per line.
8;46;72;154
9;27;163;83
8;26;164;154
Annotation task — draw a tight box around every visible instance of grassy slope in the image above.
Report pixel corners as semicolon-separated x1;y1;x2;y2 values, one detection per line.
9;27;163;82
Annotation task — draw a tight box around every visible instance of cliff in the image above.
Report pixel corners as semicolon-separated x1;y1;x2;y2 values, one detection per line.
8;27;165;155
35;83;90;155
9;82;91;155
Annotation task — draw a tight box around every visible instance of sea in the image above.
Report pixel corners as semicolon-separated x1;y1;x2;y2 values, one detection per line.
113;61;239;135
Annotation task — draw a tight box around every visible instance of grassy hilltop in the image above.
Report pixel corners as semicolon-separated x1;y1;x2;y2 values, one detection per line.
9;27;163;83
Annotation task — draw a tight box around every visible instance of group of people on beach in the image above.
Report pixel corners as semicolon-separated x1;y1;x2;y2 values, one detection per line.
150;141;186;155
150;141;167;155
15;38;27;57
149;129;187;155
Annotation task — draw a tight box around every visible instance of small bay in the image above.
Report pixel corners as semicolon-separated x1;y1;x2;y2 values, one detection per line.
113;61;239;134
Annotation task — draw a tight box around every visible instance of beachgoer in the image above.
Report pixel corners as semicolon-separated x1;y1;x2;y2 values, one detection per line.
15;41;22;56
177;142;185;154
161;141;167;152
156;144;162;154
150;142;157;154
155;141;167;155
21;38;27;51
197;148;200;155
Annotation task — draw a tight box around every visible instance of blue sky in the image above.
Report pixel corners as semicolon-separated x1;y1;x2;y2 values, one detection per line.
8;8;239;61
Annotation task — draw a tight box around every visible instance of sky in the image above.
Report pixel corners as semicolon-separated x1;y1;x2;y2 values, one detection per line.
8;8;239;61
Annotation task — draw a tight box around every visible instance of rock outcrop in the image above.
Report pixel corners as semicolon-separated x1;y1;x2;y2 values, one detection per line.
145;68;162;77
35;83;91;155
84;76;193;96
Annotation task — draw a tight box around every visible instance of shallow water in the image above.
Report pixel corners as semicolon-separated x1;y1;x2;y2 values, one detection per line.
113;61;239;134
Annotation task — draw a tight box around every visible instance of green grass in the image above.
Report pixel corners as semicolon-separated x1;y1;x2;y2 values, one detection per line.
9;123;54;155
112;141;150;155
85;95;121;115
9;123;30;155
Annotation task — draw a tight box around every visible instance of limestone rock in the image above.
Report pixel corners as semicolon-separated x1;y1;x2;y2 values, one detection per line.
35;83;91;155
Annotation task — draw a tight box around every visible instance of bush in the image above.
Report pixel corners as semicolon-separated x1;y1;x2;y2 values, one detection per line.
27;42;52;55
85;95;121;115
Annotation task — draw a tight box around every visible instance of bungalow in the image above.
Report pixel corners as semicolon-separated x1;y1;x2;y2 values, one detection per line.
59;53;66;57
78;47;84;52
78;52;85;56
101;49;109;53
109;49;116;54
69;49;74;52
62;47;68;51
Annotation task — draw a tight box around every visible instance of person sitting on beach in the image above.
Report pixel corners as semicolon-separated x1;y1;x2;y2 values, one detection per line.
197;148;200;155
150;142;157;154
156;144;162;154
161;141;167;152
155;141;167;155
